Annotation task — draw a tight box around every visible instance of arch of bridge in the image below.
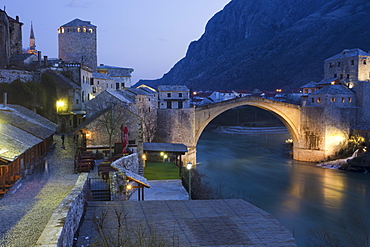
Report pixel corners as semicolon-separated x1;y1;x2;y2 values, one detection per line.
194;97;301;146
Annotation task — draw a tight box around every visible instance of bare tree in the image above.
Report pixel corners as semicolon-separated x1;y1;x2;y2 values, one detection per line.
96;104;127;157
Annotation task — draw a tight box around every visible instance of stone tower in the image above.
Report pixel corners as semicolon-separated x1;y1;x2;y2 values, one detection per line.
28;22;36;55
0;9;23;68
58;19;97;71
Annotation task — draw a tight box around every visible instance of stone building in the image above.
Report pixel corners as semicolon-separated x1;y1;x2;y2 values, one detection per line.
158;85;190;109
58;19;97;71
91;72;115;96
323;48;370;123
84;88;157;143
97;64;134;88
0;9;23;68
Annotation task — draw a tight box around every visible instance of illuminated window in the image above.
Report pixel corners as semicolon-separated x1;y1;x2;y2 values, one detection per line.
331;97;336;103
317;98;321;103
77;28;81;32
83;28;86;32
89;28;93;33
348;97;352;102
342;98;345;102
304;89;308;94
61;28;64;33
58;28;60;34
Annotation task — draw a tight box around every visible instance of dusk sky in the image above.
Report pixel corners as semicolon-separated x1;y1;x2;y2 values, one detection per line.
2;0;231;83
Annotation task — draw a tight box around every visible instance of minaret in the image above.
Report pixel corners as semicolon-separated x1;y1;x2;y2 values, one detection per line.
28;22;36;55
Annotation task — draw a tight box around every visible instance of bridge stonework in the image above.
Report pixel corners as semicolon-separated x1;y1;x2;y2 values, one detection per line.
157;96;356;163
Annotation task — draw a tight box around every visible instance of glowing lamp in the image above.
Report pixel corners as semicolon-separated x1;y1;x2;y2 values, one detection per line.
56;101;65;107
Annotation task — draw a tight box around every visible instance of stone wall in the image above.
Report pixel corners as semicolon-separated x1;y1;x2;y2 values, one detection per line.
0;69;40;83
35;173;91;247
295;105;356;161
156;108;195;147
110;154;139;200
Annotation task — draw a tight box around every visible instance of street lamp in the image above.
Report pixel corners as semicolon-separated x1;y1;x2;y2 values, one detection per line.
187;162;192;200
142;154;147;167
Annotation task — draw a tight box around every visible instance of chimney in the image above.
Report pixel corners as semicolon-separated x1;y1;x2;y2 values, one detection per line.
43;56;48;67
38;51;41;66
3;92;7;108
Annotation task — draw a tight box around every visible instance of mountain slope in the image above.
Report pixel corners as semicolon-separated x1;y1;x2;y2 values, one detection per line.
136;0;370;91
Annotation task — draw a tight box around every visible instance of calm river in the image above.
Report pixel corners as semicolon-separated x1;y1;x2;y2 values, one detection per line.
196;130;370;247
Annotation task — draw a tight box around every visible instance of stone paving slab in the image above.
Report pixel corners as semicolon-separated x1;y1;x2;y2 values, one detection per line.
75;199;297;246
129;179;189;201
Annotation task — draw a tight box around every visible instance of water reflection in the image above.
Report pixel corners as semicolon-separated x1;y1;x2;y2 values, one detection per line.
196;131;370;246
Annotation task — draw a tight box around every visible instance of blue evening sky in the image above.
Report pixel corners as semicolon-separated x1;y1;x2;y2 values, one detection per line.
2;0;231;83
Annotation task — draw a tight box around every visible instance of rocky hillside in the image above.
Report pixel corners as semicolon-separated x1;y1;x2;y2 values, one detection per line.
136;0;370;91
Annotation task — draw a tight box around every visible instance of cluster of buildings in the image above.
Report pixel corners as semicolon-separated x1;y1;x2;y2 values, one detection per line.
2;4;370;197
0;9;195;196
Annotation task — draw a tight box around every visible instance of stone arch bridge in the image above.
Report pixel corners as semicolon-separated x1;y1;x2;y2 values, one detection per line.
189;96;351;162
159;96;352;162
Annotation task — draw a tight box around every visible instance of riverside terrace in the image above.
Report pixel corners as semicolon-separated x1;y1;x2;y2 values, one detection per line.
75;200;297;246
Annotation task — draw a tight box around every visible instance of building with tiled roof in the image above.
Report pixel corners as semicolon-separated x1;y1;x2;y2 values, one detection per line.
97;64;134;88
0;103;57;197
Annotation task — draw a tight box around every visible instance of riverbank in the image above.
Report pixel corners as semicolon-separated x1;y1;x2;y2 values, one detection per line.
318;150;370;173
212;126;289;135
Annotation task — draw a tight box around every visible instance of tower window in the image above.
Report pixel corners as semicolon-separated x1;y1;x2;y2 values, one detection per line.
77;28;81;32
364;60;367;65
331;97;336;103
351;60;354;65
341;98;345;102
89;28;93;33
348;97;352;102
83;28;86;32
317;98;321;103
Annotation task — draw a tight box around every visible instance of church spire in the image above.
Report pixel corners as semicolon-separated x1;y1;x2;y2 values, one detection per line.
28;22;36;55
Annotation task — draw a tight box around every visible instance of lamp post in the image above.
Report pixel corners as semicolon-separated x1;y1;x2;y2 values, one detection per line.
142;154;147;167
187;162;192;200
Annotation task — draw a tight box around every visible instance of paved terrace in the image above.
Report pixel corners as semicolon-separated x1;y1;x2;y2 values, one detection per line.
76;199;297;246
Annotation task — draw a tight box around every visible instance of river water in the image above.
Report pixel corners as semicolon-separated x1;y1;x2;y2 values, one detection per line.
196;130;370;247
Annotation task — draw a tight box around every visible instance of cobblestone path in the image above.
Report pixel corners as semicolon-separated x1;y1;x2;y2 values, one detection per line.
0;135;79;247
